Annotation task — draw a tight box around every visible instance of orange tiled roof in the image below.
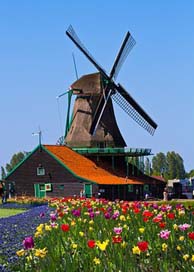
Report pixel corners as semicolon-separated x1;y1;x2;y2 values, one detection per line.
152;175;166;182
43;145;144;185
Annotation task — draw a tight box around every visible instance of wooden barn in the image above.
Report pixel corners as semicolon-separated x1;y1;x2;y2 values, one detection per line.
5;144;165;200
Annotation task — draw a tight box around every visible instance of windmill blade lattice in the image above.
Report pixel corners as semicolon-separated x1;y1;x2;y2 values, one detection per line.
66;25;108;78
112;85;157;135
110;32;136;80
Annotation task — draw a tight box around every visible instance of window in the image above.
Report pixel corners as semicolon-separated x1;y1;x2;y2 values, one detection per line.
128;185;133;192
45;183;52;192
37;167;45;176
58;184;65;190
39;184;45;191
143;185;149;192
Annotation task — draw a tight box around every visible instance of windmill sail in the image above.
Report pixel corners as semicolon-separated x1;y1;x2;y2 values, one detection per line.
66;25;107;78
110;32;136;80
112;84;157;135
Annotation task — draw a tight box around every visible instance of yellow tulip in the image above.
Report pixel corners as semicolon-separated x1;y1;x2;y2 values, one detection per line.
93;257;101;265
132;246;141;255
16;249;25;257
34;248;48;258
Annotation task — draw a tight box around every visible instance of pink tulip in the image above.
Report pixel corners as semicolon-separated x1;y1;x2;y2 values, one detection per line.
159;230;171;240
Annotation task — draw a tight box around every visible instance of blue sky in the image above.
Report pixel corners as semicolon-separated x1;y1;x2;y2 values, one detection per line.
0;1;193;172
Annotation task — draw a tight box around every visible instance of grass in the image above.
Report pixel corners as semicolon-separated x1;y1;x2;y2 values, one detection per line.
0;208;25;218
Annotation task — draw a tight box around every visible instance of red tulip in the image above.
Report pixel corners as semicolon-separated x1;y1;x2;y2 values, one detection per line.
61;224;70;232
87;240;96;248
137;241;149;252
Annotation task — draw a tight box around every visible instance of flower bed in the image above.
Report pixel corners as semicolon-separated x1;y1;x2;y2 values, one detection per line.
14;198;194;272
0;202;46;210
0;196;49;211
0;205;51;272
7;196;48;206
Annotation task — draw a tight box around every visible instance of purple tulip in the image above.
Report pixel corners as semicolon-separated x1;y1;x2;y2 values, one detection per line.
107;207;112;212
23;236;34;249
152;203;158;209
72;209;81;217
89;212;95;219
104;212;111;219
50;213;57;221
112;212;119;220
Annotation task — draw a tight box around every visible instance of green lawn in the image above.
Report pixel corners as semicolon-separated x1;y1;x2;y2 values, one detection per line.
0;208;25;218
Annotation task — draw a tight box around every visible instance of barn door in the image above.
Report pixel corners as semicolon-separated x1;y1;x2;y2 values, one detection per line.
84;184;92;198
34;184;46;198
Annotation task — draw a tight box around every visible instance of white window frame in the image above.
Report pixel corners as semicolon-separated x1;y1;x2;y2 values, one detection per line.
37;167;45;176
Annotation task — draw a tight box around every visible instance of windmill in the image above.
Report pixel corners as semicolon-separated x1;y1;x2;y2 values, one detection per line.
64;25;157;148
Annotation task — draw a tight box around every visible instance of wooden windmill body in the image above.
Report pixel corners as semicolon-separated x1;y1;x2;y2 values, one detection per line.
65;73;126;148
